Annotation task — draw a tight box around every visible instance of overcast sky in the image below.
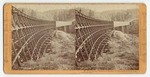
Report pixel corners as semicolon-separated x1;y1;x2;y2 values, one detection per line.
13;3;138;12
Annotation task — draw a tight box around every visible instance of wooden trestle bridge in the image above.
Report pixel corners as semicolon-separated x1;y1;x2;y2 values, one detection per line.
12;6;129;69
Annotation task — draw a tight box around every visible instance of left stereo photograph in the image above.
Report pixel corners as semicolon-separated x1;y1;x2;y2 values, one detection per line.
5;4;76;70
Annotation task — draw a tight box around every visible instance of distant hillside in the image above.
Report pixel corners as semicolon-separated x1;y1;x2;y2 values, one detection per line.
94;9;139;35
18;8;38;18
18;8;95;21
128;19;139;35
36;9;74;21
39;8;94;21
94;9;138;21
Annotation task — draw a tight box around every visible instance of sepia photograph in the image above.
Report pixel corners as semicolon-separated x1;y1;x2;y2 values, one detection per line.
12;4;76;70
74;4;139;70
3;3;146;74
11;3;139;70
